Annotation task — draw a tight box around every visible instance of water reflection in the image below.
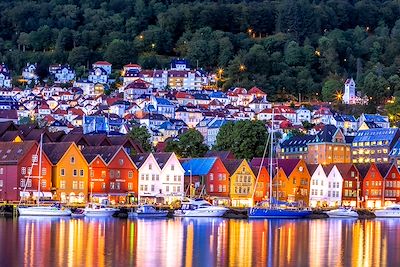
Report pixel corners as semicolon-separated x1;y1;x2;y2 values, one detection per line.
0;217;400;266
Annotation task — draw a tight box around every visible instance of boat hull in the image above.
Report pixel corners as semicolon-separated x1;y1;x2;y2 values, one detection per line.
83;209;118;217
326;209;358;218
374;210;400;218
174;208;228;217
18;206;72;216
128;212;168;218
248;208;312;219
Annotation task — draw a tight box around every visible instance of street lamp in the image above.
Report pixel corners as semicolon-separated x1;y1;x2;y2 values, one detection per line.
239;64;246;72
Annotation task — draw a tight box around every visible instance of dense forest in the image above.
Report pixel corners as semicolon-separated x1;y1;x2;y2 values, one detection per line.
1;0;400;104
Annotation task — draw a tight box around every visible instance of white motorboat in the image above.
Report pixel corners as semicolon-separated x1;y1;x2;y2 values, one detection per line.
326;207;358;218
374;204;400;218
174;198;228;217
128;204;169;218
18;204;72;216
83;203;119;217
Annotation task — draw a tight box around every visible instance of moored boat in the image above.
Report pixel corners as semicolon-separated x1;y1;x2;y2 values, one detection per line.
174;198;228;217
326;207;358;218
18;134;72;217
18;204;72;216
128;204;168;218
71;208;85;218
248;203;312;219
83;203;119;217
374;204;400;218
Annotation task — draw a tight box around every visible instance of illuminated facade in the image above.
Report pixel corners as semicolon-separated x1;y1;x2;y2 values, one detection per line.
352;128;400;164
224;159;255;207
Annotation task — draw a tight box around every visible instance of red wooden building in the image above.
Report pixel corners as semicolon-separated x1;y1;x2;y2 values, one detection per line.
181;157;230;205
0;141;52;201
360;163;391;208
336;164;360;207
82;146;138;204
382;164;400;206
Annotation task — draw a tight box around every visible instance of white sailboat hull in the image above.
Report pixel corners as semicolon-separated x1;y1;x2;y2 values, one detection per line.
18;206;72;216
326;209;358;218
374;210;400;218
83;208;118;217
174;207;228;217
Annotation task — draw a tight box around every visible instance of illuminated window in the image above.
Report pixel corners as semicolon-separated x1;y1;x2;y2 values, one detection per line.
60;180;66;189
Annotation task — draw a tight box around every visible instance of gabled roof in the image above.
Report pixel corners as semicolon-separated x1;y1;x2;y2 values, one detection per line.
322;164;335;175
251;158;301;177
0;141;37;164
335;163;354;176
42;142;73;165
375;163;392;178
315;125;340;143
355;163;370;178
181;157;218;176
221;159;244;175
130;153;151;168
153;152;173;169
306;164;319;176
204;151;235;160
85;134;111;146
82;146;122;164
0;131;23;142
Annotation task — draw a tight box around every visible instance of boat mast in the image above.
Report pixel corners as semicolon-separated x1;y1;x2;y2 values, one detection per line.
37;134;43;206
251;132;270;204
269;108;274;208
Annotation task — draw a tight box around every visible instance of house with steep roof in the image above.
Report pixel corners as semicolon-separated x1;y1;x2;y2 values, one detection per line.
0;141;52;201
82;145;138;204
181;157;230;204
43;142;88;203
131;153;160;203
252;158;310;206
360;163;391;208
154;152;185;203
308;164;327;207
336;163;361;207
223;159;255;207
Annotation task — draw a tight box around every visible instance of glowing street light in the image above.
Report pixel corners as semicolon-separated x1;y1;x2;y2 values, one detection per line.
239;64;246;72
335;91;343;101
139;35;144;40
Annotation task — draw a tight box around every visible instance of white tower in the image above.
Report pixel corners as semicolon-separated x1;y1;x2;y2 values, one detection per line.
343;78;356;104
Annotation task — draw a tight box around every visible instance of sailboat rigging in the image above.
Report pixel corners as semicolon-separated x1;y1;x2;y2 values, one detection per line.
248;108;312;219
18;134;72;216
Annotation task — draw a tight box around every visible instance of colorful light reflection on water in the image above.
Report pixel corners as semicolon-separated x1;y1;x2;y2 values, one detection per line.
0;217;399;266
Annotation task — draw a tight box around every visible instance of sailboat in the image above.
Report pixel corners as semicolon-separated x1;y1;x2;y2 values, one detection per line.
18;135;72;216
248;110;312;219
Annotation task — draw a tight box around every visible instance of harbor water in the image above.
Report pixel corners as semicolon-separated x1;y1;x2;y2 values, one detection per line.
1;217;399;266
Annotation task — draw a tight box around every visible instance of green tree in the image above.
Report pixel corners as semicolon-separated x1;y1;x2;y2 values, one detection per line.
165;129;208;158
104;39;134;69
128;126;152;152
68;46;90;68
322;78;343;102
214;120;268;159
